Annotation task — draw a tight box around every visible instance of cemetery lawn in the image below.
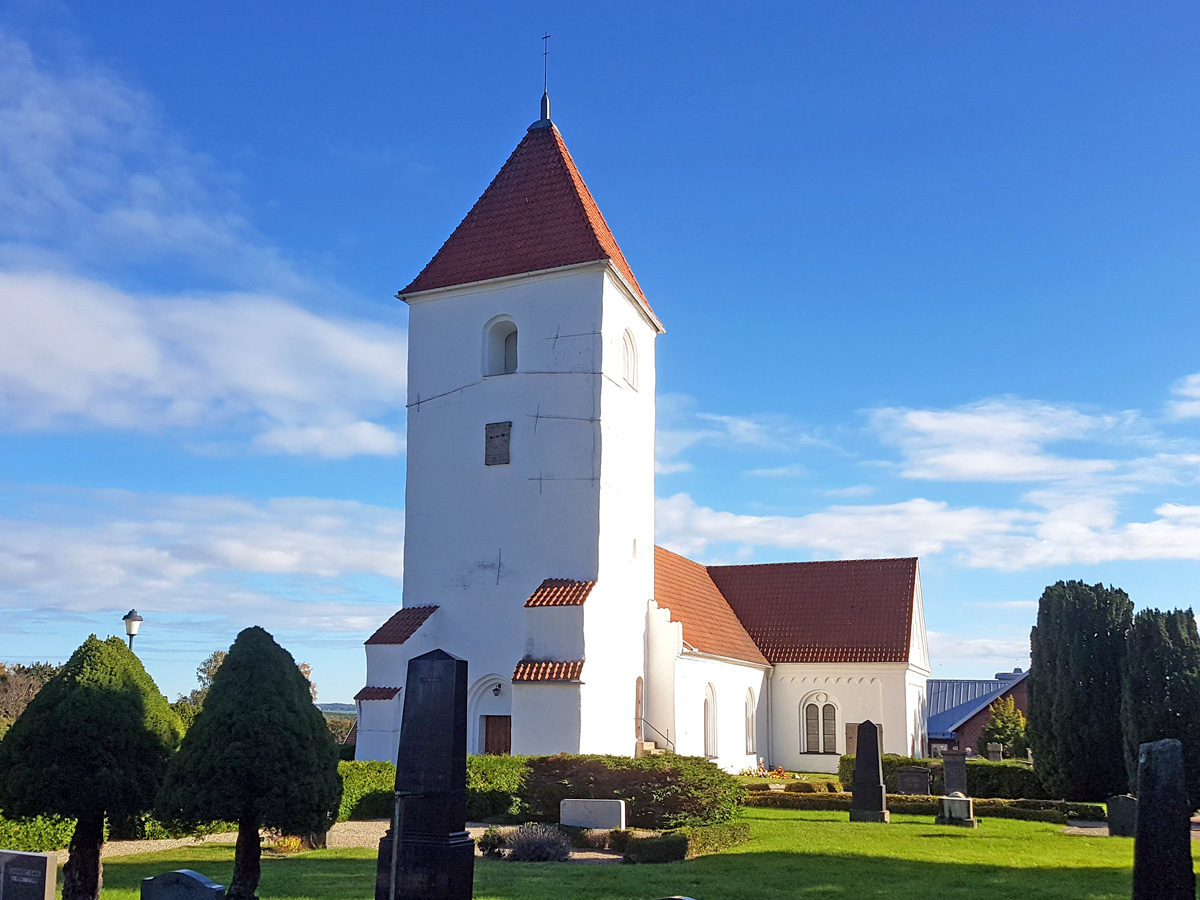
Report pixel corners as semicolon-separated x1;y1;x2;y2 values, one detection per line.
93;808;1175;900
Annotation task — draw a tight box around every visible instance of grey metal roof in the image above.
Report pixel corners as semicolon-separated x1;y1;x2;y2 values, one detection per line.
926;672;1028;739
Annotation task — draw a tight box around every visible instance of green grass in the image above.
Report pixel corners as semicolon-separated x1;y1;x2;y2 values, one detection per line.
91;808;1185;900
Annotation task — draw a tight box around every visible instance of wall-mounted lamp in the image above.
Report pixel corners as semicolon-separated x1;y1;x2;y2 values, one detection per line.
492;683;503;697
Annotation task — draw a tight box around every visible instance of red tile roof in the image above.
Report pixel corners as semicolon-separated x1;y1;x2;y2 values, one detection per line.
399;124;659;327
354;685;400;701
705;557;918;664
524;578;596;607
364;606;438;645
343;718;358;746
512;659;584;682
653;547;769;666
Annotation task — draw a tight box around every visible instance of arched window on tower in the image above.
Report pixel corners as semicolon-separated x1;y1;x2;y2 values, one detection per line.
801;694;839;754
484;317;518;376
703;683;718;759
622;330;637;389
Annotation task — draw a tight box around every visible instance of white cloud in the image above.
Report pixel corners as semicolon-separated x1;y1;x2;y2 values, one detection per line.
746;465;807;478
823;484;876;497
872;398;1126;482
0;489;405;633
927;631;1030;669
0;270;407;455
1168;373;1200;419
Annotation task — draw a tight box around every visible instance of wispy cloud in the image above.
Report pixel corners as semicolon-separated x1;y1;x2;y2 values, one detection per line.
746;465;807;478
0;270;407;455
927;632;1030;669
1168;373;1200;420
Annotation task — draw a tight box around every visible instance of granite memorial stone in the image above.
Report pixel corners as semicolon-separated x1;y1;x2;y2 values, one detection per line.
895;766;932;795
849;720;889;823
561;799;626;830
0;849;55;900
375;649;473;900
140;870;225;900
986;742;1003;762
1106;794;1137;838
935;792;978;828
942;750;969;796
1132;739;1195;900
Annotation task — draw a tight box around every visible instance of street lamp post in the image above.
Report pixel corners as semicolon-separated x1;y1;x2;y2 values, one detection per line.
122;609;143;651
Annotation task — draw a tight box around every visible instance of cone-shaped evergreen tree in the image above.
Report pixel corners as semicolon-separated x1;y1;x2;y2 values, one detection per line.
978;695;1028;758
0;635;181;900
1121;607;1200;811
1028;580;1132;800
157;626;340;900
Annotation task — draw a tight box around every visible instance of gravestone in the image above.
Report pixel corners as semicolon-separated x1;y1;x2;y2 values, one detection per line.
895;766;932;795
375;649;473;900
986;742;1003;762
1132;739;1195;900
849;720;889;823
141;870;225;900
942;750;969;796
0;849;55;900
935;792;978;828
561;799;626;830
1106;794;1137;837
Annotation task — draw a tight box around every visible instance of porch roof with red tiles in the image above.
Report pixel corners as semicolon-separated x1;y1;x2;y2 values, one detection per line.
354;685;400;701
398;122;662;331
364;605;438;645
706;557;918;664
512;659;585;682
524;578;596;607
653;547;769;666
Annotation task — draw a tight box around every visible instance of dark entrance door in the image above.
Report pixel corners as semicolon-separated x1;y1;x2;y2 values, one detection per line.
483;715;511;755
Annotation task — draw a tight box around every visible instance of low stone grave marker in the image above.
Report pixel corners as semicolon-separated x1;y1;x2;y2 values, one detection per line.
140;869;225;900
895;766;931;795
935;792;978;828
986;743;1003;762
0;849;55;900
561;799;626;830
941;750;969;796
1106;794;1137;837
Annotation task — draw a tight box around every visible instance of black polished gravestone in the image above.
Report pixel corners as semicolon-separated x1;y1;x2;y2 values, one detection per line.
375;649;473;900
850;720;889;823
941;750;969;796
1132;739;1195;900
141;869;225;900
1106;794;1137;838
895;766;932;796
0;849;55;900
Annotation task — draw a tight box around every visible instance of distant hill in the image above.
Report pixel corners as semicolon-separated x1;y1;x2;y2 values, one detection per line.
317;702;356;713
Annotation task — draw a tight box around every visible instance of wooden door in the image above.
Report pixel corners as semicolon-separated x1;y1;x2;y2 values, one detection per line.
483;715;511;755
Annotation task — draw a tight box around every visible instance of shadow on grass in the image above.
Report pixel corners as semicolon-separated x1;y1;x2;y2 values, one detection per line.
95;841;1135;900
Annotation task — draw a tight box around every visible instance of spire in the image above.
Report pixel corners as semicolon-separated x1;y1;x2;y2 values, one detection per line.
530;33;553;131
529;89;552;130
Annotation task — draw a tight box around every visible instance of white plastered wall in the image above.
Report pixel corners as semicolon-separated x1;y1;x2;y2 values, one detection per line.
672;654;769;773
642;600;680;750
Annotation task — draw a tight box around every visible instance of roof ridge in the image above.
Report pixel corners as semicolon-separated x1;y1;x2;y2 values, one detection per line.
707;556;918;571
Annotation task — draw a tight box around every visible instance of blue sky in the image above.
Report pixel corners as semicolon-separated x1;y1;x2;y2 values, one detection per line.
1;1;1198;703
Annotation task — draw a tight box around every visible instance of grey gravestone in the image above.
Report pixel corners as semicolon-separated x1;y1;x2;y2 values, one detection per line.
942;750;969;796
1107;794;1137;837
849;720;889;823
376;649;473;900
1132;739;1195;900
986;742;1003;762
935;792;978;828
0;849;55;900
895;766;932;795
141;870;225;900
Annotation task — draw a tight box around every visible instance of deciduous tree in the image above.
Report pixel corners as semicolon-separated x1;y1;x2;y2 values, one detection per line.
978;695;1028;758
157;627;340;900
1028;580;1132;800
0;637;180;900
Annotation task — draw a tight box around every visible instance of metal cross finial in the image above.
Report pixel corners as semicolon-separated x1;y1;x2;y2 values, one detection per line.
542;32;551;91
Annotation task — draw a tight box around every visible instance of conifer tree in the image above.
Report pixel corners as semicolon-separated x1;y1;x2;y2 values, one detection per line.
0;636;181;900
1027;580;1132;800
1121;607;1200;810
157;627;341;900
978;695;1028;758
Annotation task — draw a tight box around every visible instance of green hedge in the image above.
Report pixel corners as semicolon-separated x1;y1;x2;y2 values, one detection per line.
519;754;744;828
337;760;395;821
623;822;750;863
743;791;1101;823
837;754;1050;799
0;814;75;852
466;754;528;820
107;814;236;841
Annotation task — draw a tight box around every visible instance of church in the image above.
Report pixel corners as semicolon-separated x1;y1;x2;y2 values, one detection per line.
354;93;930;774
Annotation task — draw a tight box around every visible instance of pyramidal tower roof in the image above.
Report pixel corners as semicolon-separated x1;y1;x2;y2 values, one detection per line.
400;103;661;329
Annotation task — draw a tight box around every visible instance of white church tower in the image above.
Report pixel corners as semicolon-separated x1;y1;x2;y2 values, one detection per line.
356;94;664;762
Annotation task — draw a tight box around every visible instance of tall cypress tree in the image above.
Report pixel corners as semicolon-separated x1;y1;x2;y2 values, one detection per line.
1121;608;1200;811
1028;580;1132;800
157;627;341;900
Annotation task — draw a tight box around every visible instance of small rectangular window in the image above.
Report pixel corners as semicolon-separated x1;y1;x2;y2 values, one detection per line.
485;422;511;466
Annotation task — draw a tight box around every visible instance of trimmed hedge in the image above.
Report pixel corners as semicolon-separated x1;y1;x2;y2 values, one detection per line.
784;780;843;793
466;754;528;820
837;754;1050;800
623;822;750;863
0;814;75;852
743;791;1103;823
338;760;395;821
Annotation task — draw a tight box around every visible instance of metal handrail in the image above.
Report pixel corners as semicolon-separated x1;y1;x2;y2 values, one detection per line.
635;717;674;752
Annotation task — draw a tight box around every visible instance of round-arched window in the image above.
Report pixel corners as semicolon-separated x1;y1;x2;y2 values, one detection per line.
483;317;518;376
